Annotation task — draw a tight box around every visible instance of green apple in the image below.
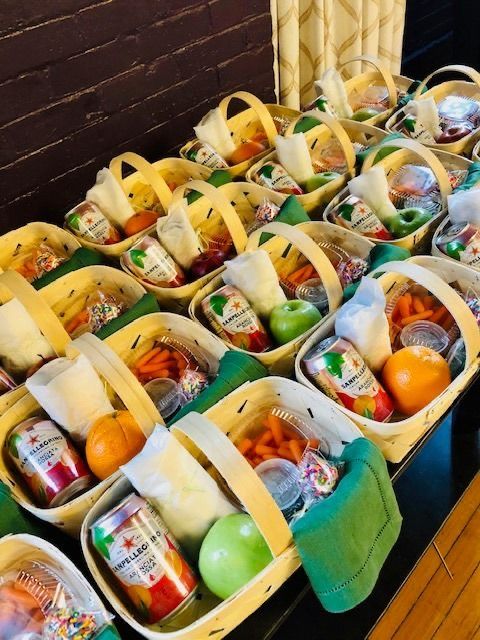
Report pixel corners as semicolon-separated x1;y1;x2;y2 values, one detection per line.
199;514;273;600
351;107;381;122
305;171;341;193
385;207;433;238
269;300;322;345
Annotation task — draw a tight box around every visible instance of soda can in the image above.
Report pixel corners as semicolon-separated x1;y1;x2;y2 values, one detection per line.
91;494;198;624
65;201;122;245
331;195;393;240
252;162;304;195
7;417;93;507
302;336;394;422
0;367;16;396
436;222;480;268
183;140;229;169
303;95;337;117
123;236;186;287
201;284;272;353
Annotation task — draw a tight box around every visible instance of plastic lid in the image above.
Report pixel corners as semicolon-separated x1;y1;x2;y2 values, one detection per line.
295;278;328;312
90;493;145;536
255;458;301;512
400;320;449;353
144;378;181;419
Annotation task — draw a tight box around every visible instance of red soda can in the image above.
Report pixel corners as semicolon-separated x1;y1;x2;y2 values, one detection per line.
7;417;93;507
91;494;198;624
302;336;394;422
201;284;272;352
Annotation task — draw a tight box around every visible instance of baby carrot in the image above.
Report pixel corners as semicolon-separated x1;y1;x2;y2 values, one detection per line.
430;305;449;325
278;449;296;463
423;295;435;310
258;430;274;446
149;349;173;364
135;347;163;368
267;414;284;447
262;454;279;461
413;296;425;313
288;265;309;283
139;360;175;373
404;292;412;305
400;310;434;326
65;309;89;334
238;438;253;455
252;457;263;467
397;296;411;319
442;314;455;331
255;444;278;456
289;440;304;463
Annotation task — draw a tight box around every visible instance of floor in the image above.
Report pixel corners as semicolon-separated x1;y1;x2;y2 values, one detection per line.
368;473;480;640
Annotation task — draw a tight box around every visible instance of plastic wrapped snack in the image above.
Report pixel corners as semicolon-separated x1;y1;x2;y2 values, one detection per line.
64;290;126;337
11;244;67;283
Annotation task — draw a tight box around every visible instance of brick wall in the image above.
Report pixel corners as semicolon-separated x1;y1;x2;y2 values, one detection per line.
0;0;275;232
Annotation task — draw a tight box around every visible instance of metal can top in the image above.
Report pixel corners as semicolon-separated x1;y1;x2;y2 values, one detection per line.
91;493;146;537
437;222;475;243
302;335;340;374
10;416;50;436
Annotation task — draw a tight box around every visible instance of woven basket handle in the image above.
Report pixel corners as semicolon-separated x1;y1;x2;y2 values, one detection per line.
369;260;480;365
66;333;162;436
218;91;278;146
362;137;452;204
339;55;397;107
171;411;292;557
300;111;356;175
0;271;71;356
172;180;249;253
414;65;480;99
109;152;173;211
246;221;344;312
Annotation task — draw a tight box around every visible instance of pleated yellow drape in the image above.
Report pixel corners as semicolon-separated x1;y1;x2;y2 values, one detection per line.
271;0;407;109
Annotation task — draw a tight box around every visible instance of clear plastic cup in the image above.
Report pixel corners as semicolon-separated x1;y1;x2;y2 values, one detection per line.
255;458;303;519
295;278;328;313
400;320;449;354
144;378;181;419
447;338;466;379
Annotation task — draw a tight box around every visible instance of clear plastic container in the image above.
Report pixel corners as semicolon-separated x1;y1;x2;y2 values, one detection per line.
144;378;181;419
255;458;303;519
400;320;449;353
295;278;328;313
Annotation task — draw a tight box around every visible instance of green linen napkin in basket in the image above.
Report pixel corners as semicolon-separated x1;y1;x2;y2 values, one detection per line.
259;195;310;245
292;438;402;613
33;248;106;290
0;481;52;537
95;293;160;340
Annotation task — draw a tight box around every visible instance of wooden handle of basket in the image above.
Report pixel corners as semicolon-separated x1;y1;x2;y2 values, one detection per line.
414;65;480;99
66;334;161;435
362;137;452;203
301;111;356;175
218;91;278;147
172;180;249;253
339;54;397;107
0;271;71;356
246;221;344;312
369;260;480;365
171;411;292;556
109;152;173;211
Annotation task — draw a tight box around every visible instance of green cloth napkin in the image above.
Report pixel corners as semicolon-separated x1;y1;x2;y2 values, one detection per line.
355;132;405;167
292;438;402;613
95;293;160;340
293;115;322;134
0;481;52;537
396;79;425;109
453;162;480;192
168;350;268;425
186;170;233;204
33;248;106;290
259;195;311;245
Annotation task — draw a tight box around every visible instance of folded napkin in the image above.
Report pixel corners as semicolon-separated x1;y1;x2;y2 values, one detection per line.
223;250;287;317
186;170;232;205
33;248;106;290
396;79;425;109
157;199;203;269
453;162;480;192
292;438;402;613
335;277;392;373
348;166;397;223
276;133;314;184
314;68;353;118
448;189;480;226
293;113;323;134
0;481;51;537
86;168;135;228
259;195;310;245
404;97;442;142
95;293;160;340
355;133;405;167
0;298;55;376
169;350;268;425
25;354;114;442
121;424;238;559
194;107;236;159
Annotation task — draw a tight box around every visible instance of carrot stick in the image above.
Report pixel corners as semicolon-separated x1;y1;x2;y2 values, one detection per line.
135;347;163;368
267;414;284;447
288;265;309;283
262;454;279;461
139;360;177;373
238;438;253;455
397;296;411;319
302;265;315;281
65;309;90;334
413;296;425;313
277;449;296;463
423;295;435;310
404;292;412;305
258;430;274;446
149;349;174;364
400;310;434;326
430;305;449;325
255;444;278;456
289;440;304;463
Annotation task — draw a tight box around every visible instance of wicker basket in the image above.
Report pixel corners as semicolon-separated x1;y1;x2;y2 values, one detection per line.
120;180;285;314
180;91;301;177
64;152;210;258
472;139;480;162
0;332;159;536
295;257;480;462
189;221;345;375
81;376;362;640
246;112;356;214
323;137;464;252
385;65;480;155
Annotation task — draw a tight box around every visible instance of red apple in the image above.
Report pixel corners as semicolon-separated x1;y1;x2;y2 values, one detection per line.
190;250;228;279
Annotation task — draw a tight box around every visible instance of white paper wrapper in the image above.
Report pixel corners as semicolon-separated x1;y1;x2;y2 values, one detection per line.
405;97;442;140
223;250;287;318
194;107;236;159
121;425;238;558
314;67;353;118
25;354;114;442
86;168;135;228
276;133;314;184
0;298;55;376
335;277;392;373
157;199;203;269
349;166;397;222
447;189;480;226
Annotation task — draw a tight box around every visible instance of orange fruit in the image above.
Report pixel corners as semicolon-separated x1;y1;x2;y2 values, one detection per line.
381;346;451;417
86;410;146;480
124;210;158;237
229;140;267;165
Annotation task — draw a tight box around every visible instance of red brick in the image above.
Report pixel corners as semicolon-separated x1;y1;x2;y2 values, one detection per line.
246;13;273;48
0;71;52;126
208;0;268;31
218;44;274;91
0;0;94;37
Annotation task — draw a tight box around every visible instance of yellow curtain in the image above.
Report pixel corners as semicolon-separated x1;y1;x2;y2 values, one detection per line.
271;0;407;109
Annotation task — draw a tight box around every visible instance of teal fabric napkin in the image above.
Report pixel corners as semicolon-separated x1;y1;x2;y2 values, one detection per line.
186;170;232;204
33;248;106;290
95;293;160;340
292;438;402;613
259;195;311;245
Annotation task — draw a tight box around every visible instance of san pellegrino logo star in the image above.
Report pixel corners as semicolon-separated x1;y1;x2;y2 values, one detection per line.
121;535;136;552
